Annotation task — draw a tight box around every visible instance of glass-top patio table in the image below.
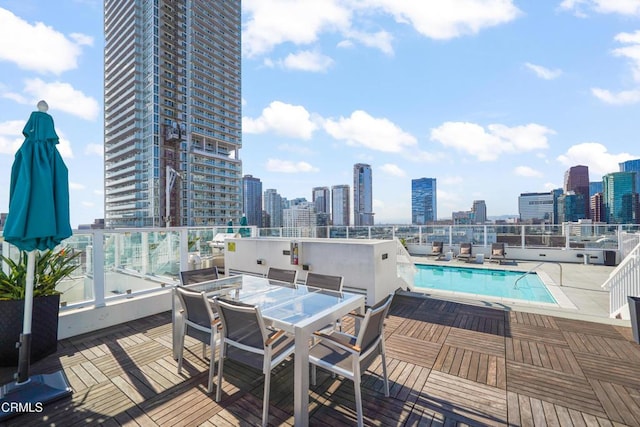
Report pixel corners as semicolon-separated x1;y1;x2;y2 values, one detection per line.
172;274;365;427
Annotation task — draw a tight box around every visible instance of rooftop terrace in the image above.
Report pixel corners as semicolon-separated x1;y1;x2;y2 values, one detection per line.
2;291;639;426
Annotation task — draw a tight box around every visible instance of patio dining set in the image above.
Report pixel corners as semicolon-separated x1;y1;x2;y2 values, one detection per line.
173;266;394;427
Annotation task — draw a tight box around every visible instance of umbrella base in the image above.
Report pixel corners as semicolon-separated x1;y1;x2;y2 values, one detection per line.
0;371;72;421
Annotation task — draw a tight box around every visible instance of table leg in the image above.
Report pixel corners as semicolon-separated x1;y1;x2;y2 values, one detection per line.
294;325;309;427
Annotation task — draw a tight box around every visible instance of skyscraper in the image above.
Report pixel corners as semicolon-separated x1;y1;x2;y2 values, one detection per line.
518;192;555;223
104;0;242;228
411;178;437;224
564;165;590;219
472;200;487;224
603;172;637;224
312;187;330;215
242;175;262;226
619;159;640;196
353;164;374;226
331;185;350;226
263;189;283;228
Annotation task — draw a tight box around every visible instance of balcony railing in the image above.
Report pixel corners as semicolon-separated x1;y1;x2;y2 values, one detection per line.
0;224;637;316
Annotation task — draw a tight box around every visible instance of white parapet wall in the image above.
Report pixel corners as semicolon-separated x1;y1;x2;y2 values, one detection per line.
225;238;401;306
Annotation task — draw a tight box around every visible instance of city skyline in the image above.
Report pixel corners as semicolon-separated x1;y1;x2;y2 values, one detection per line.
2;2;640;227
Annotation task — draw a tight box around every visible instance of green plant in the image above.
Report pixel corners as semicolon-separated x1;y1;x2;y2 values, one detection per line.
0;247;82;300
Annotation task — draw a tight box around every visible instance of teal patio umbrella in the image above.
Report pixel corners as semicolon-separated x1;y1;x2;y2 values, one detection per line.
239;214;250;237
227;219;234;234
0;101;73;417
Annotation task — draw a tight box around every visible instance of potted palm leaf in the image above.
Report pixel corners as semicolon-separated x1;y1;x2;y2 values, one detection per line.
0;247;81;366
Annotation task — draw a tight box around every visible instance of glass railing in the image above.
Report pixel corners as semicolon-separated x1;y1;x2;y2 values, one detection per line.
0;223;633;311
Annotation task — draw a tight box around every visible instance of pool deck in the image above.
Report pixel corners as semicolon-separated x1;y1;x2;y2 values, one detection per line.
409;256;624;326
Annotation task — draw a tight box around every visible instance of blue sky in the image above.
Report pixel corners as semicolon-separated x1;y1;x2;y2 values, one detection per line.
1;0;640;227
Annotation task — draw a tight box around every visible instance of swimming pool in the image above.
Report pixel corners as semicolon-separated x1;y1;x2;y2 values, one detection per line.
413;264;557;304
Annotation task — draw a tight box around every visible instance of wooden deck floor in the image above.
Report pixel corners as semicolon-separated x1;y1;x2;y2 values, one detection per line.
2;293;640;426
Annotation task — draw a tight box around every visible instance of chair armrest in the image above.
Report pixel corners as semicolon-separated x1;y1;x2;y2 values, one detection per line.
345;310;365;319
265;329;285;346
313;331;361;353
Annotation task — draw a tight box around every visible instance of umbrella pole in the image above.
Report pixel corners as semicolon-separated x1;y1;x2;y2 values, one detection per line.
0;250;72;421
17;250;36;384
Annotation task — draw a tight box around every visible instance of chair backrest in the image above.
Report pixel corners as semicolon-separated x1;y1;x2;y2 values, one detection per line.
356;293;394;355
459;243;472;255
267;267;298;284
175;286;217;339
180;266;219;285
305;272;344;292
432;241;443;254
215;298;268;351
491;243;505;256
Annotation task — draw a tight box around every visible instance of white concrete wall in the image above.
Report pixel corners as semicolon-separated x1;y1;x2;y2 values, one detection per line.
58;290;171;339
225;238;400;305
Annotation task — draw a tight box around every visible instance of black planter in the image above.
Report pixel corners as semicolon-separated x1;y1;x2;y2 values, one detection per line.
0;294;61;366
629;296;640;344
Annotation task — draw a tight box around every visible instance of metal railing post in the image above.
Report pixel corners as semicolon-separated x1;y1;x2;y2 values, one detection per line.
92;230;106;307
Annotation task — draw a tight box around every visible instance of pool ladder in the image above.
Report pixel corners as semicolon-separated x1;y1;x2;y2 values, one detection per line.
514;262;563;289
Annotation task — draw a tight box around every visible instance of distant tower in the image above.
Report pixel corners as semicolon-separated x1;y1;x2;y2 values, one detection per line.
312;186;330;226
242;175;262;226
263;189;283;228
411;178;437;224
619;159;640;197
564;165;590;219
603;172;637;224
472;200;487;224
353;164;374;226
331;185;350;226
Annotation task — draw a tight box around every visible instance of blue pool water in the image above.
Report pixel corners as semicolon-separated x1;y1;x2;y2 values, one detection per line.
414;264;557;304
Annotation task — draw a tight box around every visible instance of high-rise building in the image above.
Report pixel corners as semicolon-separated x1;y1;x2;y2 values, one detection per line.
591;192;604;222
263;189;283;228
603;172;638;224
283;203;317;237
242;175;262;226
331;185;350;226
472;200;487;224
589;181;603;198
452;211;473;225
564;165;590;219
353;164;374;226
619;159;640;196
557;193;586;223
411;178;437;224
518;192;555;223
104;0;242;228
312;187;330;215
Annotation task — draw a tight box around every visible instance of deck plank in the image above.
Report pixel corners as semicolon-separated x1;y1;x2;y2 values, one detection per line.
1;294;639;427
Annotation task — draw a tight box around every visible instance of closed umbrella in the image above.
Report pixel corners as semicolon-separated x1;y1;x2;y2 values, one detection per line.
0;101;73;417
239;214;250;237
227;219;234;234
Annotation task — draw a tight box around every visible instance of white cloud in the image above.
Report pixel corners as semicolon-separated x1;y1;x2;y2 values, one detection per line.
81;201;95;207
0;8;92;74
591;88;640;104
55;130;74;159
591;30;640;104
430;121;553;161
20;78;99;121
525;62;562;80
556;142;637;176
265;158;319;173
380;163;406;177
243;101;319;139
514;165;543;177
0;120;24;154
323;110;417;153
84;143;103;157
561;0;640;16
342;29;394;55
281;50;334;72
242;0;520;59
357;0;521;40
69;182;86;190
93;189;104;195
242;0;351;57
